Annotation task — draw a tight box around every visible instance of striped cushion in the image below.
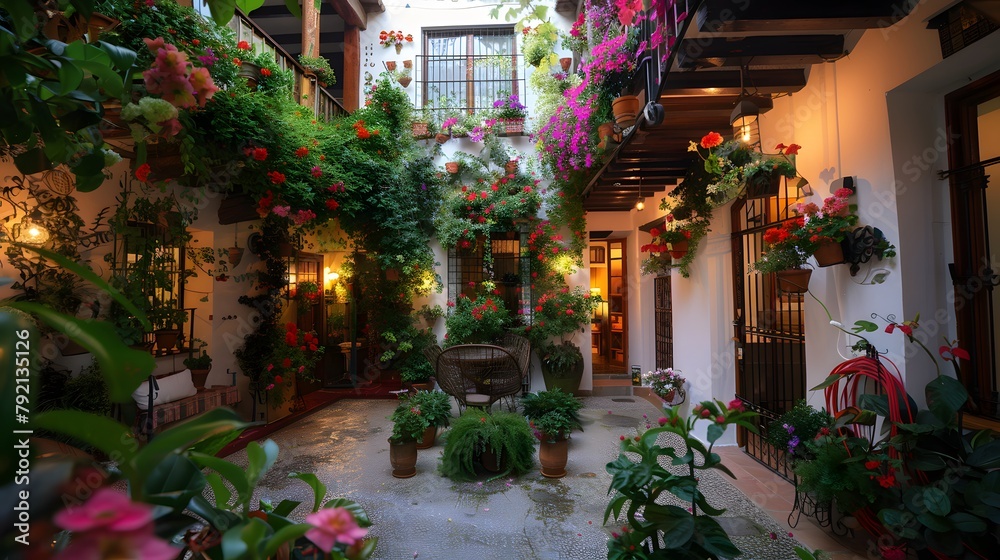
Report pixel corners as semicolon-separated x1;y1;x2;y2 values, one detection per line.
149;385;242;430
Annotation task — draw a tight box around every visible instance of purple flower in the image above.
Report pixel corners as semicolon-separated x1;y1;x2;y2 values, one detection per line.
197;47;217;67
442;117;458;129
783;423;794;434
788;436;800;452
493;99;504;109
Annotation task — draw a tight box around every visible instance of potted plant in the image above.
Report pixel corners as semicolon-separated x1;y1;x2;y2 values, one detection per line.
297;54;337;87
522;389;583;478
183;340;213;390
791;187;860;267
493;92;527;135
147;296;187;352
406;390;452;449
439;410;535;480
388;401;431;478
443;294;512;346
537;340;585;394
401;355;435;392
521;22;558;68
378;29;413;54
640;367;686;405
751;217;814;293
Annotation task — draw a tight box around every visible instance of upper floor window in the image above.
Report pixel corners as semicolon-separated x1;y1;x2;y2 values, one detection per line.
420;26;523;114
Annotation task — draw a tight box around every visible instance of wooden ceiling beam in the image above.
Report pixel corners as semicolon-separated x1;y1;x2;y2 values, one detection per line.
662;68;807;96
696;0;914;33
677;35;845;69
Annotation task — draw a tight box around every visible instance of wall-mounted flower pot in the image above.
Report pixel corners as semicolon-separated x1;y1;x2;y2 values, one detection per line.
394;43;403;54
143;142;185;181
445;161;459;174
559;57;572;72
397;76;412;88
412;121;430;138
775;268;812;294
612;95;640;129
669;240;689;259
504;160;518;174
403;59;413;69
435;132;451;144
385;60;397;71
813;240;845;267
238;61;262;89
745;172;781;199
501;118;524;135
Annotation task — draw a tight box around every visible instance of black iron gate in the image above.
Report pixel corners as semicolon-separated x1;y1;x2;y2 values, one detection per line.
731;194;807;481
654;276;673;369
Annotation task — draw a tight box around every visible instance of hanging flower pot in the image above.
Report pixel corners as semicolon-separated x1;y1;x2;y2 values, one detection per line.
559;57;572;72
397;75;412;88
744;171;782;199
445;161;459;174
504;160;518;174
813;239;845;267
142;142;185;181
435;132;451;144
775;268;812;293
228;247;245;267
385;60;397;71
394;43;403;55
612;95;640;129
238;61;262;89
669;240;689;260
403;59;413;69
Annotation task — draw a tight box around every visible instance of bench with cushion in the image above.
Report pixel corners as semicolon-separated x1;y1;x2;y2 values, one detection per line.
132;369;241;438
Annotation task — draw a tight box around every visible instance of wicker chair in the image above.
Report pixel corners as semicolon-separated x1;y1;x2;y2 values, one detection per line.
432;344;522;412
501;333;531;394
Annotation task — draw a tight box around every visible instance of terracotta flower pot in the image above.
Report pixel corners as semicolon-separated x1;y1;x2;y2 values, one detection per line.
559;57;572;72
669;240;689;260
480;448;501;473
775;268;812;294
228;247;245;267
412;122;430;138
395;43;403;54
612;95;640;129
397;76;412;88
813;239;845;267
153;329;180;353
504;160;518;174
445;161;459;174
539;438;568;478
403;59;413;69
435;132;451;144
501;118;524;135
416;425;437;449
389;438;418;478
385;60;397;71
190;368;211;390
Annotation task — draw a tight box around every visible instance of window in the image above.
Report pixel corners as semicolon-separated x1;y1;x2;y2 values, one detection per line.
448;232;531;318
419;26;524;114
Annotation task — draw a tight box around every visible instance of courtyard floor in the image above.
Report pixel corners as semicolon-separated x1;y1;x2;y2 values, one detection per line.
223;395;868;559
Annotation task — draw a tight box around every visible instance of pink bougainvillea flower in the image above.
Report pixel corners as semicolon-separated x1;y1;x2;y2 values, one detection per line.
305;507;368;552
54;527;177;560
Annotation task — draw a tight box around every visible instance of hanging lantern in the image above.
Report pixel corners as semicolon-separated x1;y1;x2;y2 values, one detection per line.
15;215;50;245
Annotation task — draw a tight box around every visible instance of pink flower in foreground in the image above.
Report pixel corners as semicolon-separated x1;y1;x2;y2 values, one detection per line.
54;527;177;560
54;488;152;532
305;507;368;552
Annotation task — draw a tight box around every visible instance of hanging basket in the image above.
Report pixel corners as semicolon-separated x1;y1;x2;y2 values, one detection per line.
397;75;412;88
445;161;459;174
394;43;403;54
669;240;689;260
139;142;185;181
612;95;640;130
385;60;397;71
411;121;430;138
403;59;413;69
745;172;782;199
775;268;812;294
813;240;846;267
435;132;451;144
228;247;245;267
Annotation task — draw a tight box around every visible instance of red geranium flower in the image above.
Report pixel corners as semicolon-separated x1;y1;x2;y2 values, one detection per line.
252;147;268;161
700;131;723;149
267;171;286;184
325;199;339;210
237;40;251;51
260;68;272;77
134;163;151;182
295;146;309;158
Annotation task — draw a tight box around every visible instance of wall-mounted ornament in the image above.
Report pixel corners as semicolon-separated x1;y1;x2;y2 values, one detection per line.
843;225;891;276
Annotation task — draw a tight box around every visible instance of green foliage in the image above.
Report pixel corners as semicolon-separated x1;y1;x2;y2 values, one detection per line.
405;390;453;428
537;340;583;373
444;294;513;346
522;389;582;441
605;400;759;559
792;434;880;512
63;359;112;417
439;410;536;481
522;286;599;345
766;400;831;460
390;400;431;442
297;54;337;85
